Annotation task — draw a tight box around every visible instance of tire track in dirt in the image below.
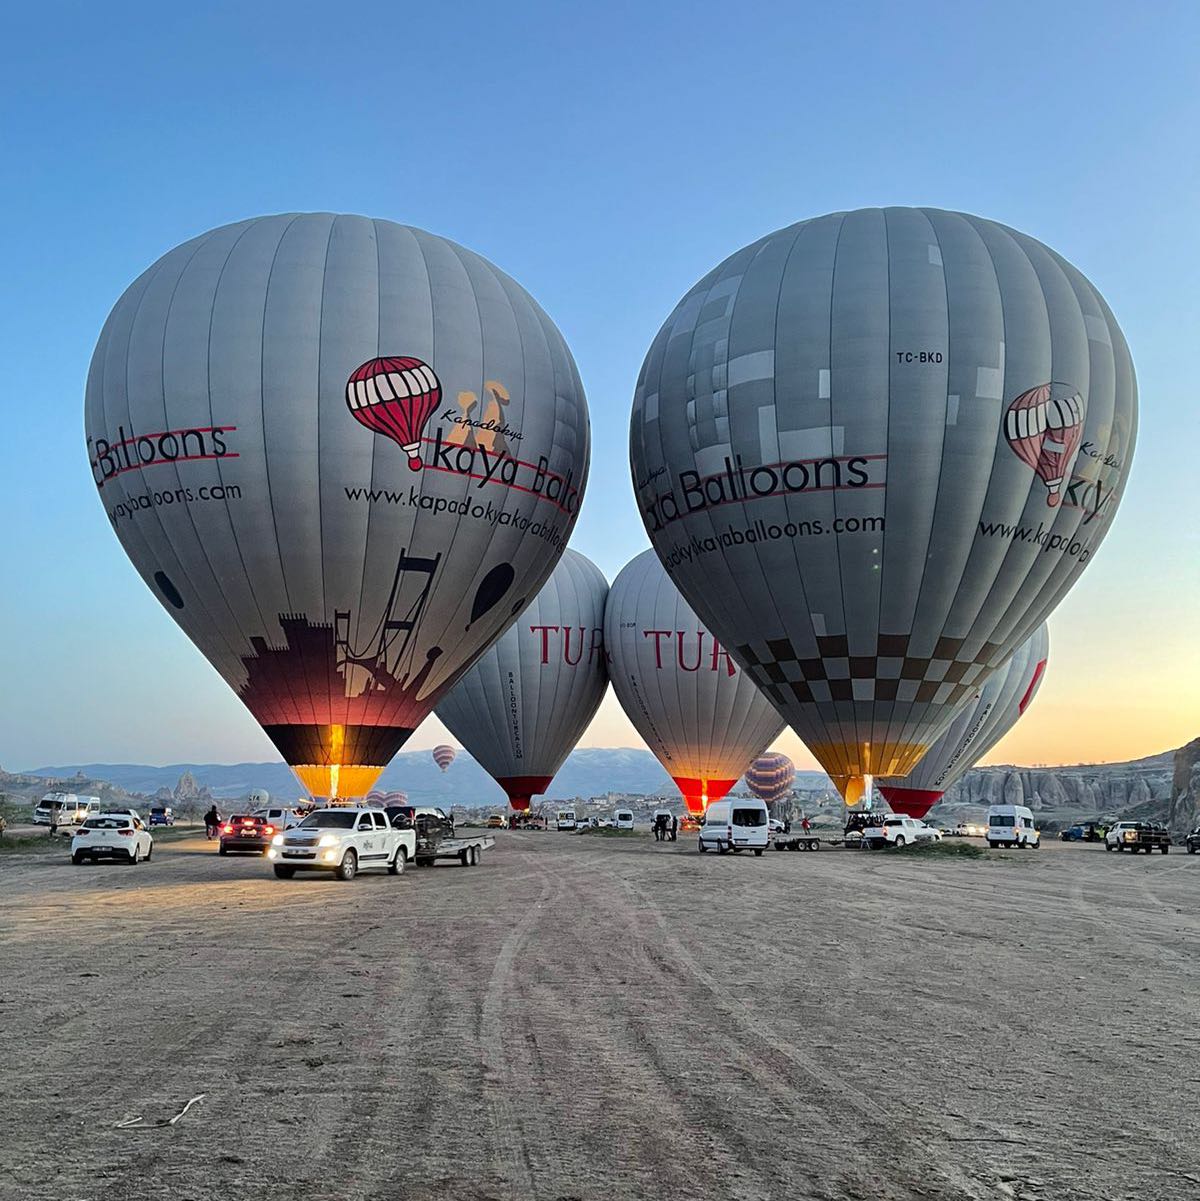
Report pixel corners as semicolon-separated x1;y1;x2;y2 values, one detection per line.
478;848;556;1200
604;860;1002;1201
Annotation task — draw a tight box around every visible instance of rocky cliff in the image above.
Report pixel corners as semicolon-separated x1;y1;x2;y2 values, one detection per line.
1165;737;1200;832
934;748;1179;824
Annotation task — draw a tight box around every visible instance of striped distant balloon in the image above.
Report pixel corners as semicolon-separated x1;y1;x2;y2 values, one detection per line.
745;753;796;805
432;745;457;772
878;623;1049;818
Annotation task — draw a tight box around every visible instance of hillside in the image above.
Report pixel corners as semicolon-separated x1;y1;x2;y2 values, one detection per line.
10;740;1197;826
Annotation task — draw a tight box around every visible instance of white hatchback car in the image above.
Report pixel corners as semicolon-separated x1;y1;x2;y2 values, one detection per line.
71;815;154;865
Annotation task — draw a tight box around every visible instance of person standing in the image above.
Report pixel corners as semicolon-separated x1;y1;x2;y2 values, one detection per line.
670;814;678;842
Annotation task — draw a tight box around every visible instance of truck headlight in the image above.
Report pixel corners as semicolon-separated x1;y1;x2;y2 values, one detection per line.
267;848;277;859
317;834;337;848
271;833;284;846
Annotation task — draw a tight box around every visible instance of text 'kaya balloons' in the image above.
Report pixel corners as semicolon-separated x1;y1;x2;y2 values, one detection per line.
745;752;796;806
878;623;1049;818
437;549;609;810
630;208;1135;801
606;550;785;815
87;214;589;801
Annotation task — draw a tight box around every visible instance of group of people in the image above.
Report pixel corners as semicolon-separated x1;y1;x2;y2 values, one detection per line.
652;812;678;842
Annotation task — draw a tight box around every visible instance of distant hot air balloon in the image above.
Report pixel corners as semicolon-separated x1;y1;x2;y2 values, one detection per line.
437;549;609;811
85;214;589;802
745;753;796;806
248;788;270;808
878;624;1049;818
606;550;785;815
432;745;457;772
630;207;1135;803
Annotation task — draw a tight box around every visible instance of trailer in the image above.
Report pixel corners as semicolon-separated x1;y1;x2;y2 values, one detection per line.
413;834;495;868
771;833;825;852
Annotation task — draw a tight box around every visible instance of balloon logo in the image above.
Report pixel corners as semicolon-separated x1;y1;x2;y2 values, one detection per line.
432;745;457;771
1004;383;1086;507
346;356;443;471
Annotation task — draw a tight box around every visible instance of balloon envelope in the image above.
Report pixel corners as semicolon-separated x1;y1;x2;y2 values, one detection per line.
630;207;1134;800
605;549;785;815
86;214;588;800
436;549;609;810
745;752;796;805
879;623;1049;818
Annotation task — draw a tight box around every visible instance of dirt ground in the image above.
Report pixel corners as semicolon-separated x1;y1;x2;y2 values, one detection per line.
1;832;1197;1201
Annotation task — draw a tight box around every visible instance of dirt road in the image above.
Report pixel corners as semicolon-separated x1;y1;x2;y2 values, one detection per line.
1;833;1197;1200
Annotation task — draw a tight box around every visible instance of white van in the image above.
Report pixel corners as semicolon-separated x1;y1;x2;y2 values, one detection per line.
698;798;769;855
613;808;634;830
33;793;101;826
986;804;1040;849
556;808;577;831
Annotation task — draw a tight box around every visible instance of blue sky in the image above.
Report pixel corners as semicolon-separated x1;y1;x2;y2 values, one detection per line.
2;0;1197;769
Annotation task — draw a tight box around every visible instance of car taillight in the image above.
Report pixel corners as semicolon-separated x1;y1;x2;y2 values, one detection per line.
222;824;233;834
263;826;275;836
118;829;134;836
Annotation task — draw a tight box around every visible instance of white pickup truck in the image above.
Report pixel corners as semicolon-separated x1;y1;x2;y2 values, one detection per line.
861;814;942;849
267;807;416;881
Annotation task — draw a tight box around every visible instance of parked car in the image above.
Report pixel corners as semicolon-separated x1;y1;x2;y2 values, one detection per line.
72;815;153;865
1105;821;1170;854
768;817;787;834
862;814;942;849
986;805;1040;849
1060;821;1104;842
219;814;277;855
148;805;175;827
1186;828;1200;854
698;798;769;855
486;814;508;829
612;808;635;830
34;793;102;826
556;808;578;831
268;807;416;880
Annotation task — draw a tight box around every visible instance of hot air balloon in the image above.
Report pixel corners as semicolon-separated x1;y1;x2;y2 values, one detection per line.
630;207;1135;802
745;752;796;807
436;549;609;811
878;623;1049;818
606;549;785;815
432;746;457;772
248;788;270;808
86;214;589;802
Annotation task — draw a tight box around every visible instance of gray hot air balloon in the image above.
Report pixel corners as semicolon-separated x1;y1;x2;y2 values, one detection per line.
606;549;785;815
629;208;1135;804
436;549;609;810
86;214;589;801
878;622;1049;818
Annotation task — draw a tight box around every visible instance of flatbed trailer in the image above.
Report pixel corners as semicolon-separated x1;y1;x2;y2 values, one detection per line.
771;834;845;851
414;834;495;868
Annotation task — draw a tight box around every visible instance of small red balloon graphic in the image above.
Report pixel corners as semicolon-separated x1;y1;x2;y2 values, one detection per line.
346;356;442;471
1003;383;1085;507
